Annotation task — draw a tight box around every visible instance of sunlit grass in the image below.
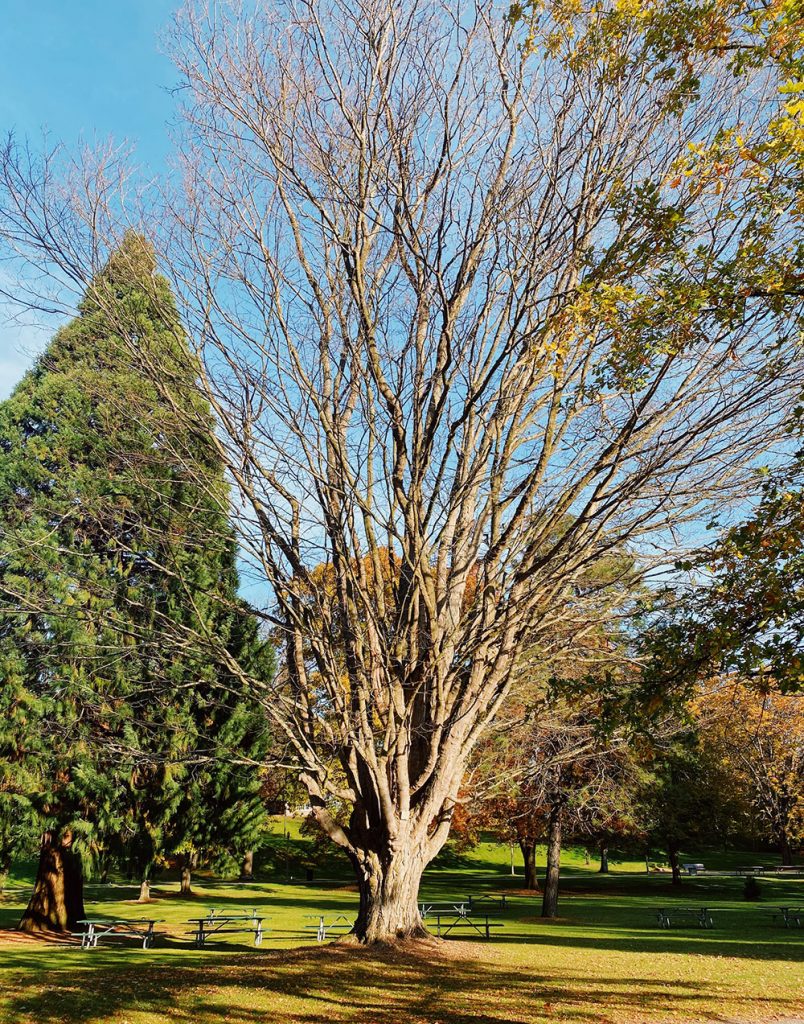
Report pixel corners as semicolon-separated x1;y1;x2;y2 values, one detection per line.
1;833;801;1024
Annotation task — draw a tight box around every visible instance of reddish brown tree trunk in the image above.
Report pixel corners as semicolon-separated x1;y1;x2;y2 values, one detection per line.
541;806;562;918
19;830;85;933
780;833;793;866
520;840;539;890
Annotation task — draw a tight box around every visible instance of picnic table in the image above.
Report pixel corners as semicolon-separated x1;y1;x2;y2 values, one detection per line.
735;865;766;875
188;908;266;948
682;863;705;876
655;907;714;929
466;893;508;911
430;912;503;939
419;899;472;919
304;913;353;941
771;906;802;928
75;917;161;949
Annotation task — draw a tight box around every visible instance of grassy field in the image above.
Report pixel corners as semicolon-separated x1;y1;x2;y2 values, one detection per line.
0;832;801;1024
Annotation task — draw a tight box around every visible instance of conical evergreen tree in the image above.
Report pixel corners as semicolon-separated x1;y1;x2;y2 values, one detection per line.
0;233;272;930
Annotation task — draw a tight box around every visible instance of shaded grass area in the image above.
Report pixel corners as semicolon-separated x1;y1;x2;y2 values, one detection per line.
1;840;802;1024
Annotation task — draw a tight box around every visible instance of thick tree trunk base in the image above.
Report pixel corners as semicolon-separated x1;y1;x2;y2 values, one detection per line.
349;848;428;944
19;832;85;933
179;865;192;896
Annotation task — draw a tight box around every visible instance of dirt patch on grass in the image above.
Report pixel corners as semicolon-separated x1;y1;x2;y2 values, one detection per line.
330;935;492;962
0;929;79;946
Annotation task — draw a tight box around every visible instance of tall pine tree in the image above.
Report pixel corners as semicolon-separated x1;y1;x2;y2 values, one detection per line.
0;233;272;931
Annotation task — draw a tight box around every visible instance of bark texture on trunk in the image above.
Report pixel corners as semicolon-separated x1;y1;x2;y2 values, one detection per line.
780;834;793;866
599;844;609;874
520;840;539;891
349;847;429;943
239;850;255;881
19;831;85;933
180;863;192;895
541;806;562;918
668;842;682;886
138;876;151;902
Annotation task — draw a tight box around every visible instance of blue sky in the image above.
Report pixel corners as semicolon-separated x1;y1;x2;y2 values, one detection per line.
0;1;176;398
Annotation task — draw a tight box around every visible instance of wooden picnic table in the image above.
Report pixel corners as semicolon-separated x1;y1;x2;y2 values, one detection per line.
188;909;266;948
75;917;161;949
735;865;766;875
304;913;353;941
466;893;508;911
419;899;472;919
772;906;802;928
655;907;714;929
431;912;503;939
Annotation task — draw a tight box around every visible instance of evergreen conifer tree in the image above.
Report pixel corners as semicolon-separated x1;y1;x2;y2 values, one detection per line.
0;233;272;930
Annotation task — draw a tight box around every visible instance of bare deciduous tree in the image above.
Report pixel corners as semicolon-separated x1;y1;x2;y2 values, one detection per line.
1;0;802;941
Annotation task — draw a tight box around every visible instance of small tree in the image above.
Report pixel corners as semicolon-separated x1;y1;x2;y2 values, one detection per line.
637;727;746;885
700;681;803;865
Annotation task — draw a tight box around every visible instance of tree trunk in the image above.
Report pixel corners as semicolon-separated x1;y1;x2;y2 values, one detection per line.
668;842;682;886
599;843;609;874
19;830;85;933
138;871;151;902
239;849;254;881
780;833;793;866
349;846;429;943
0;852;11;893
520;840;539;891
541;806;562;919
180;860;192;896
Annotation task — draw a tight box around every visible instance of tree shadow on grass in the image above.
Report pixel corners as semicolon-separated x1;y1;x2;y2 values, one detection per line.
492;921;804;962
3;940;795;1024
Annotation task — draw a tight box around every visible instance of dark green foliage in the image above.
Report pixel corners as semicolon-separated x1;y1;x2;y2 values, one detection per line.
0;232;273;903
636;730;748;884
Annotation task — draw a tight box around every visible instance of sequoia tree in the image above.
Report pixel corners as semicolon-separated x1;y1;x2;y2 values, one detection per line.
1;0;803;940
0;233;272;930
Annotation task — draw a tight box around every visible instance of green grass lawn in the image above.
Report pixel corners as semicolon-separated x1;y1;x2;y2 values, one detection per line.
1;835;801;1024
